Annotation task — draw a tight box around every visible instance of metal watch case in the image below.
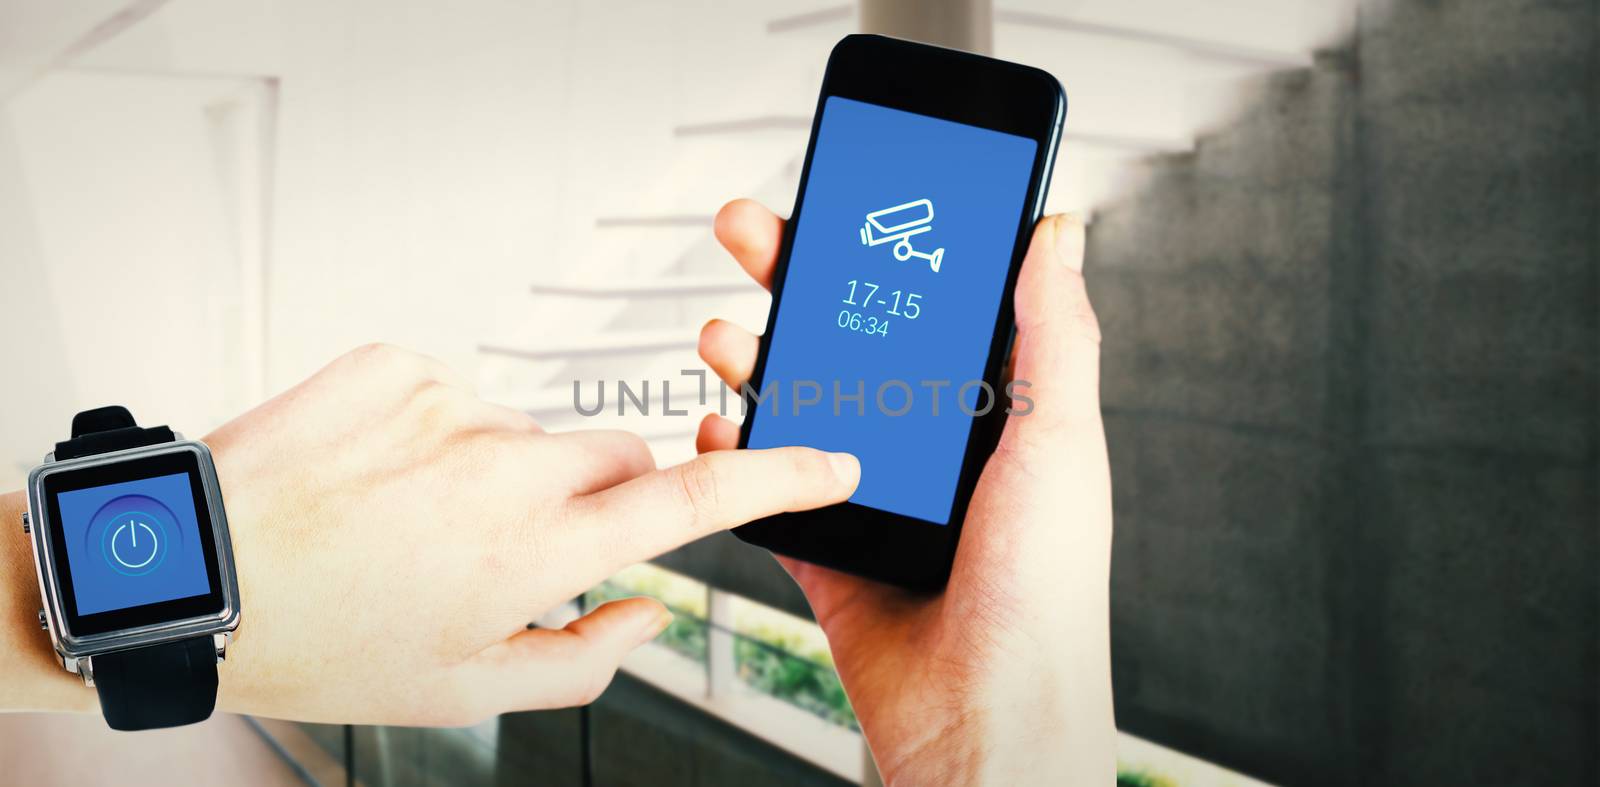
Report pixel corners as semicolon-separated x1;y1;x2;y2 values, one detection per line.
24;439;241;686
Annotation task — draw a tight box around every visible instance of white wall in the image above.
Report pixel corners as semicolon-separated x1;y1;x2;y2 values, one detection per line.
0;70;265;477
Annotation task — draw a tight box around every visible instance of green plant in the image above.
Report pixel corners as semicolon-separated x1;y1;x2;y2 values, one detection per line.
586;580;854;727
733;636;857;729
1115;770;1176;787
584;586;708;664
606;565;707;617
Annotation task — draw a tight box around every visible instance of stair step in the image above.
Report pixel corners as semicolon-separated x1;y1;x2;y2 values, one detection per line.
995;9;1311;68
675;115;810;137
530;276;760;299
509;381;723;418
766;5;851;34
548;422;697;443
479;330;699;361
766;3;1337;68
595;215;714;228
1064;130;1191;155
673;113;1190;153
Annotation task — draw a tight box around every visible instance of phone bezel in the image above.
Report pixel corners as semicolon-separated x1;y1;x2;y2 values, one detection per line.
734;34;1066;590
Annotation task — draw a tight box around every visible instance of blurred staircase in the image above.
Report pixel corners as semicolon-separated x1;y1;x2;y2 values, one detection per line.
463;1;1360;627
474;1;1358;475
471;2;1360;622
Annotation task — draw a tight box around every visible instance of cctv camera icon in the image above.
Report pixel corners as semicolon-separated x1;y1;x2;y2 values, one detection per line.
859;198;944;273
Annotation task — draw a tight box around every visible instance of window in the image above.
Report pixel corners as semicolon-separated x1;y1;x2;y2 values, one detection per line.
549;564;1275;786
557;564;865;782
727;594;856;730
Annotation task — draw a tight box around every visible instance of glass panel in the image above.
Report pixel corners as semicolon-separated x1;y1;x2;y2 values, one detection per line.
348;722;500;787
591;563;710;665
263;720;351;785
727;595;857;730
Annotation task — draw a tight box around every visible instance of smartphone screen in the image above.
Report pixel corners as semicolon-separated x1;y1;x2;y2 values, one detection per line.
746;95;1039;525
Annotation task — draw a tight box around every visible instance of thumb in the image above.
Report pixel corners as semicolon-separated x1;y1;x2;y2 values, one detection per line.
1002;213;1101;449
461;597;673;714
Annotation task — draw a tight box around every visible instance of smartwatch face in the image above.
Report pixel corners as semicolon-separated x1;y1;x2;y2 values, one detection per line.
40;449;225;637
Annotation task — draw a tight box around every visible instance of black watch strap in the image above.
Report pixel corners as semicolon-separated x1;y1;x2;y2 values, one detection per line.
95;636;219;731
60;406;219;730
55;406;176;461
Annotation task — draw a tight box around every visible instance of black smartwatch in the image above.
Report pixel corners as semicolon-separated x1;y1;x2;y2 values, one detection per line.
24;406;241;730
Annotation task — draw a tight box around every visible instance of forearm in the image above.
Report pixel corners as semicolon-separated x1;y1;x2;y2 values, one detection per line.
0;490;95;713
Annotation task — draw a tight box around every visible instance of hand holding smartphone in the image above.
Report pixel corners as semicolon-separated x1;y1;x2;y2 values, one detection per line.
735;35;1066;589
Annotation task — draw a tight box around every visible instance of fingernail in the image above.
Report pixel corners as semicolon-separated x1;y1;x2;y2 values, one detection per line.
1055;213;1086;273
827;452;861;487
637;608;673;646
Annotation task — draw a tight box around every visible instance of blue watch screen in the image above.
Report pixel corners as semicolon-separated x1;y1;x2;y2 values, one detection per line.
746;96;1038;525
57;471;213;616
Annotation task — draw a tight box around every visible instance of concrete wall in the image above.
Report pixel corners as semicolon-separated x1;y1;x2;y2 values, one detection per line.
1092;1;1598;783
1090;51;1361;782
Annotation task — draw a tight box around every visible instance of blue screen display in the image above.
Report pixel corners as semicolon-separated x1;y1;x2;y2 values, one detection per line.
747;96;1037;524
56;472;212;616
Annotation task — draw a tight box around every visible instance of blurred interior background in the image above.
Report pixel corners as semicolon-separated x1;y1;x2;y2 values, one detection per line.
1;0;1594;785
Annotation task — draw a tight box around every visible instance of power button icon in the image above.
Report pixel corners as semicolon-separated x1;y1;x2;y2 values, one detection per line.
98;505;170;577
110;518;160;570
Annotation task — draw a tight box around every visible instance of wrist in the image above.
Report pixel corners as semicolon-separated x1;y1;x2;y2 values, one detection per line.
0;489;96;713
990;602;1117;784
971;651;1117;785
880;683;1115;786
879;595;1117;786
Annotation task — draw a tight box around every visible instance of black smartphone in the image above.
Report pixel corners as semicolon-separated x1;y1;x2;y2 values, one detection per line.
734;35;1066;590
